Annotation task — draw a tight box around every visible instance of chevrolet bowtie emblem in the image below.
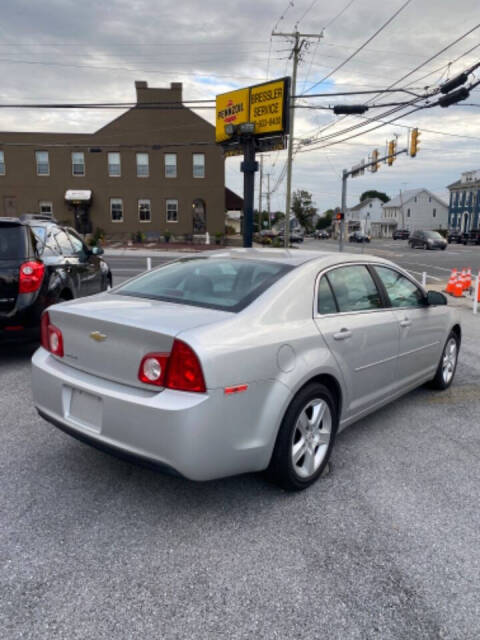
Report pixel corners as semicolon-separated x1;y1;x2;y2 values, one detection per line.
89;331;107;342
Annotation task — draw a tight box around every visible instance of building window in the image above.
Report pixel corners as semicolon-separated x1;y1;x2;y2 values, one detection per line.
433;208;436;218
414;196;417;203
72;151;85;176
0;150;5;175
193;153;205;178
138;199;151;222
110;198;123;222
166;199;178;222
108;152;121;177
164;154;177;178
36;150;49;176
136;153;149;177
407;209;411;217
429;196;431;202
39;201;53;216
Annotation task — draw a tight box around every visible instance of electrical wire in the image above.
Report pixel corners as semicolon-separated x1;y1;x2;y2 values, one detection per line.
304;0;413;93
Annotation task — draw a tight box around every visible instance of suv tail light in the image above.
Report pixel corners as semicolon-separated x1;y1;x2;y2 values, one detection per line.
138;339;206;393
19;260;45;294
40;311;64;357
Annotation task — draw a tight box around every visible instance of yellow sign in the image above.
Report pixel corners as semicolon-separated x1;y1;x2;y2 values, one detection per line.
215;88;249;142
249;79;286;135
216;78;289;144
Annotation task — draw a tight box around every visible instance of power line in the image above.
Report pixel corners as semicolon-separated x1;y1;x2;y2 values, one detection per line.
304;0;413;93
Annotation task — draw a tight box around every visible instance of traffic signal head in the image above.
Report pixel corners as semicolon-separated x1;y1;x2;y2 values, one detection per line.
410;128;420;157
371;149;379;173
335;212;344;221
387;139;396;166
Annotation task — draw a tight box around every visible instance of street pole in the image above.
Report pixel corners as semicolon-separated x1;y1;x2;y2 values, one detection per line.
340;169;347;252
258;155;263;229
266;173;271;229
273;30;323;249
241;135;258;248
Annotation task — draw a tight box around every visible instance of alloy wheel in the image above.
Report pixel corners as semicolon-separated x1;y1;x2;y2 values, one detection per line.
291;399;332;479
442;337;457;385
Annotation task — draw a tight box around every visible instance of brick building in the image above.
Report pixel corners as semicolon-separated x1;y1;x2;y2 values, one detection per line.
0;81;225;239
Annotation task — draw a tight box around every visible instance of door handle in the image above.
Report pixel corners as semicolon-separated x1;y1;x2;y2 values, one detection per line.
400;317;411;328
333;328;352;340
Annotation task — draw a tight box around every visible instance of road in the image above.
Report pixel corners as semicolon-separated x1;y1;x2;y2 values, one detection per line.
1;303;480;637
105;240;480;288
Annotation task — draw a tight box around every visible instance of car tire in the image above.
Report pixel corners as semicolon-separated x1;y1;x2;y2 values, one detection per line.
266;383;337;491
428;332;459;391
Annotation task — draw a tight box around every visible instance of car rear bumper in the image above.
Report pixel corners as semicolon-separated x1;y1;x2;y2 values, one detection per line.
32;347;284;481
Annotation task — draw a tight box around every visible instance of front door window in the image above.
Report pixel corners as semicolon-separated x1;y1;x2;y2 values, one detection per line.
193;199;206;234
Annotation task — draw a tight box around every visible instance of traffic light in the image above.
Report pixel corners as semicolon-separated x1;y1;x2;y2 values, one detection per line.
335;212;344;221
371;149;379;172
387;139;396;166
410;128;420;157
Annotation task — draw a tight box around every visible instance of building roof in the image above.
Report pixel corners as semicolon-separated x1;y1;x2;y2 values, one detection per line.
383;188;447;209
225;188;243;210
447;178;480;190
348;197;379;212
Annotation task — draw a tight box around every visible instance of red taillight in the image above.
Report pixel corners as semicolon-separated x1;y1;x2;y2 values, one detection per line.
40;311;64;357
138;339;206;393
19;260;45;294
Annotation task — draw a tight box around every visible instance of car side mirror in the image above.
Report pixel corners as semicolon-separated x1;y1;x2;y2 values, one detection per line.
91;246;104;256
427;290;447;306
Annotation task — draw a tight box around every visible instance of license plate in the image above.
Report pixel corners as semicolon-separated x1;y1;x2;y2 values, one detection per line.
66;388;103;433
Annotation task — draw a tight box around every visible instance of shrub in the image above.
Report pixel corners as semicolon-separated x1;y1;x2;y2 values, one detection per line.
225;225;236;236
215;232;224;245
164;231;172;243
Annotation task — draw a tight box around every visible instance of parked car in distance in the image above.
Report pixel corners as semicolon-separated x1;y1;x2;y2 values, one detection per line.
409;230;447;250
447;229;463;244
1;214;112;342
278;229;304;243
462;229;480;245
32;249;460;491
392;229;410;240
349;231;370;243
315;230;330;239
259;229;278;239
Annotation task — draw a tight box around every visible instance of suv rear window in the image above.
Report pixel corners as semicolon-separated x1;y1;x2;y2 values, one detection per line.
0;223;27;259
115;258;293;312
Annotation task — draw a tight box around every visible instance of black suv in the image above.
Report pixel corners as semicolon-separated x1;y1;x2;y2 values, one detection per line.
462;229;480;245
447;229;463;244
0;215;112;342
408;230;447;250
392;229;410;240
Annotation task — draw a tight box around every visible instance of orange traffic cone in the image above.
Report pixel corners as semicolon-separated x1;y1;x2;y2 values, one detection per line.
445;269;457;294
465;267;472;290
453;275;464;297
460;268;468;290
477;272;480;303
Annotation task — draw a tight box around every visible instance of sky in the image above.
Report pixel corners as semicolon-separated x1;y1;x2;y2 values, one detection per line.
0;0;479;215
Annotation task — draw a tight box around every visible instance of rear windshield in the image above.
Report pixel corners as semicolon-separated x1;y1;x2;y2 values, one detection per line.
114;258;293;312
0;224;27;259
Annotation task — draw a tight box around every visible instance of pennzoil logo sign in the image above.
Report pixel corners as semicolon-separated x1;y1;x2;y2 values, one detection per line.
215;78;289;143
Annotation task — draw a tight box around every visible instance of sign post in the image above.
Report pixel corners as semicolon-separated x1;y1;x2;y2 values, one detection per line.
216;78;290;248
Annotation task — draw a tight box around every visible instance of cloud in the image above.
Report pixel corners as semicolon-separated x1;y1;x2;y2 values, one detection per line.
0;0;478;211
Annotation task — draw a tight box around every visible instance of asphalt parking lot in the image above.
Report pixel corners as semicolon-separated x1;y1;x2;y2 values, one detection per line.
1;302;480;638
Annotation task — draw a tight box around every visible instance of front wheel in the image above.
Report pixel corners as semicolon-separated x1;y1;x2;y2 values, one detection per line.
266;383;337;491
429;332;459;390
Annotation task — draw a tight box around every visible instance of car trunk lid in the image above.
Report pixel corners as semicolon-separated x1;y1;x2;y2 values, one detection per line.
0;221;28;316
48;293;232;389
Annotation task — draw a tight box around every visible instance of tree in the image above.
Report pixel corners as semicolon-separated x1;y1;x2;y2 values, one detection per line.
316;209;333;230
291;190;317;232
272;211;285;226
360;190;390;203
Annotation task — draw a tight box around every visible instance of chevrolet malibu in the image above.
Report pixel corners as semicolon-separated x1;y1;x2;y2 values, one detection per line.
32;249;461;491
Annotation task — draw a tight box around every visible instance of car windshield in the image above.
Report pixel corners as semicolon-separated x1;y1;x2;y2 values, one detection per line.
0;224;26;259
425;231;443;239
115;258;294;312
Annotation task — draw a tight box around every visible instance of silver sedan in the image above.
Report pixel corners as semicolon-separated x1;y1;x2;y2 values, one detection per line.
32;249;461;491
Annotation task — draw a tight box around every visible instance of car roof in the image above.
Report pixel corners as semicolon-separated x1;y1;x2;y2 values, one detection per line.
207;247;389;269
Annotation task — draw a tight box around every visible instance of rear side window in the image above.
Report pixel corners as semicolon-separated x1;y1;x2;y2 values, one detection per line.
0;224;27;259
54;230;74;256
327;265;382;312
317;276;337;314
115;258;293;312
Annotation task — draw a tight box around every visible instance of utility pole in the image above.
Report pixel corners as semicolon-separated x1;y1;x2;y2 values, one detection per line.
258;155;263;230
272;30;323;248
340;170;347;253
266;173;272;229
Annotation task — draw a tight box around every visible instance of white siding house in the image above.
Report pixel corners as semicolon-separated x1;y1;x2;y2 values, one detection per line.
346;197;385;235
381;189;448;236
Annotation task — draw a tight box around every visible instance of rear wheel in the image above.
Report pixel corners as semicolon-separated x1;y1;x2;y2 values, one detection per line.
429;332;459;390
266;383;337;491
